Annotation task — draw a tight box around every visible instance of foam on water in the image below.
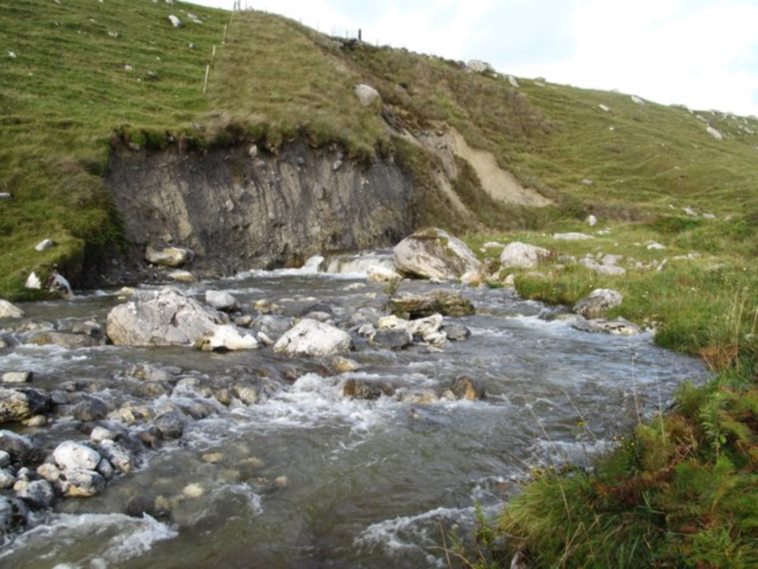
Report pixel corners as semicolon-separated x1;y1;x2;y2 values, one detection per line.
0;513;176;567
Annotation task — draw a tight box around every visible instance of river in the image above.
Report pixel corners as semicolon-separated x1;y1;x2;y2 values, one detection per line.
0;258;707;568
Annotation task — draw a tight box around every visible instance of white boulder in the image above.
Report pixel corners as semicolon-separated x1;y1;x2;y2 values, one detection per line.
586;215;598;227
200;324;259;351
168;15;182;28
34;239;55;252
205;290;240;312
466;60;494;73
0;300;24;319
499;242;552;269
573;289;623;319
393;228;481;281
106;287;222;346
53;441;102;472
354;84;381;106
273;319;351;357
25;272;41;290
706;126;723;140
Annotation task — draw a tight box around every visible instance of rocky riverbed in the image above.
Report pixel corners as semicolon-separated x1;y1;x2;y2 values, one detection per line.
0;248;707;568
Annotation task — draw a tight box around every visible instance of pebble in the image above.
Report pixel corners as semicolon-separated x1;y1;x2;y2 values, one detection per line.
182;483;204;498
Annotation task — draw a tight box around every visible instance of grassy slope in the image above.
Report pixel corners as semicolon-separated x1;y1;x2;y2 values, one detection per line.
0;0;227;296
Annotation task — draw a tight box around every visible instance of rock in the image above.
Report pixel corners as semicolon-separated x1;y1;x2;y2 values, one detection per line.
646;241;666;250
580;257;626;276
586;215;598;227
106;287;223;346
443;323;471;342
0;431;31;464
15;479;55;509
0;469;14;489
390;290;474;318
144;244;194;267
598;104;610;112
553;232;593;241
367;265;401;282
343;378;394;400
98;440;132;474
59;469;106;497
0;300;24;319
461;270;482;286
197;325;259;352
371;328;413;350
354;84;381;106
97;458;114;479
393;228;481;281
167;270;196;283
168;15;182;28
0;388;49;424
466;59;494;73
582;178;594;186
232;384;258;405
0;496;29;536
378;313;444;342
2;372;32;384
273;319;351;357
631;95;645;105
24;415;46;428
329;356;361;373
36;463;61;483
571;317;642;335
153;411;186;440
26;331;100;349
507;75;519;88
183;483;204;498
0;450;9;468
25;272;41;290
53;441;102;472
187;12;202;24
397;389;439;405
500;242;552;269
72;397;109;422
706;126;723;140
450;376;486;400
205;290;239;312
90;426;117;443
573;289;623;319
34;239;55;252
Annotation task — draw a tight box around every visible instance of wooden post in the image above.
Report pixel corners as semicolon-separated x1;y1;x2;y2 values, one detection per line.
202;64;210;95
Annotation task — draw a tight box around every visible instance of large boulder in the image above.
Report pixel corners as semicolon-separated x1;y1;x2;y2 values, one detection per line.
273;319;352;357
144;245;194;267
390;290;475;318
354;84;381;106
0;300;24;319
573;289;623;319
106;288;223;346
393;228;481;281
499;242;552;269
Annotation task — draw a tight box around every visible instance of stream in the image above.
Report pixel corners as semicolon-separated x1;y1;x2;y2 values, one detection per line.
0;257;708;568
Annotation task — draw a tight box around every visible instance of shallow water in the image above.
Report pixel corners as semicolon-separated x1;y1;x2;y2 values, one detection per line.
0;265;707;568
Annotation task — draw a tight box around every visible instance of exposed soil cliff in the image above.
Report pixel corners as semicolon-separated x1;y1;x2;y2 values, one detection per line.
104;142;416;280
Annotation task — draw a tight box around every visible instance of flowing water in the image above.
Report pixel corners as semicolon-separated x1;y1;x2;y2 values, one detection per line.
0;260;707;568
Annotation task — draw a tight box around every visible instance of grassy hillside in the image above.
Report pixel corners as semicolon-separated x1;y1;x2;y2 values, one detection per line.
1;1;756;299
0;0;227;296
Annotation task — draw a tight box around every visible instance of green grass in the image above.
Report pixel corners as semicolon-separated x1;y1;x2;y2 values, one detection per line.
0;0;227;295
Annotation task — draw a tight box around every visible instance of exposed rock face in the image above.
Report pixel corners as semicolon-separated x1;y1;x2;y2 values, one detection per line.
0;300;24;319
500;242;552;269
106;143;414;278
393;228;481;280
574;289;623;319
106;288;222;346
273;319;352;357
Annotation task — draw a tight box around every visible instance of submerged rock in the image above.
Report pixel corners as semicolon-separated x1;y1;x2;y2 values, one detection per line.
273;319;352;357
573;289;623;319
371;328;413;350
343;378;394;400
25;330;101;349
106;287;222;346
449;376;486;401
393;228;481;281
153;411;186;440
572;317;642;336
